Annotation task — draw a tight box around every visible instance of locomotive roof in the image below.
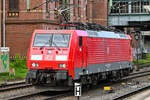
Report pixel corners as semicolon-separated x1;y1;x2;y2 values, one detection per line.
33;30;130;39
85;30;130;39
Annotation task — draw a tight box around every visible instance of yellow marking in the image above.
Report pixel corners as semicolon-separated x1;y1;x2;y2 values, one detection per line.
104;86;113;91
121;82;126;85
147;77;150;80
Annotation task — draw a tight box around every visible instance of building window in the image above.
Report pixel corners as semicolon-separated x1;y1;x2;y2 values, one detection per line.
9;0;19;11
142;1;150;13
110;2;119;13
78;0;80;17
110;1;128;13
54;1;58;19
27;0;30;10
85;0;88;18
131;1;140;13
120;2;128;13
73;0;75;16
8;0;19;17
110;0;150;14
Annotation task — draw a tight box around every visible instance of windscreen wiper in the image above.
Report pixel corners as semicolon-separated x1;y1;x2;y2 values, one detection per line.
40;42;49;50
52;41;61;51
40;39;52;50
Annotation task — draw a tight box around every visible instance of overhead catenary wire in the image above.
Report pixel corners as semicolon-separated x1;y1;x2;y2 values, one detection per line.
60;22;122;32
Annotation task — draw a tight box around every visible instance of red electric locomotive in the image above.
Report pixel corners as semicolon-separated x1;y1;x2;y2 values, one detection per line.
26;30;133;86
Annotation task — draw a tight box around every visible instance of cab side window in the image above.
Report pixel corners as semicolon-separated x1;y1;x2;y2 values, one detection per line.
79;37;82;47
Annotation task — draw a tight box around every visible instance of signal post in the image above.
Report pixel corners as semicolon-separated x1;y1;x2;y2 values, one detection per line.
74;83;81;100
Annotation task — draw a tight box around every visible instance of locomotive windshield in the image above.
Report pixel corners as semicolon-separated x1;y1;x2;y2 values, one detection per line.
33;33;70;48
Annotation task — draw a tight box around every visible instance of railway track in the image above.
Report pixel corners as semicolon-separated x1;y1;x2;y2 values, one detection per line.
124;70;150;80
103;69;150;100
0;83;32;93
0;81;72;100
0;87;71;100
1;68;150;100
112;84;150;100
111;70;150;100
7;91;71;100
79;69;150;100
0;84;34;99
130;66;150;76
0;81;25;88
0;81;32;96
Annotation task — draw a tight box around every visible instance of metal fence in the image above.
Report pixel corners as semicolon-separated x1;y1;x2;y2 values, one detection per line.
9;56;27;61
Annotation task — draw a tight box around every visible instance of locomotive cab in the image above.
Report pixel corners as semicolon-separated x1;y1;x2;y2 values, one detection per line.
26;30;76;86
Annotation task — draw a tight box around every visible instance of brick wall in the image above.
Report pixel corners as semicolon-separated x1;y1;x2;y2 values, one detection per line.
86;0;93;23
5;0;108;56
6;24;40;56
6;0;44;20
5;0;59;56
5;0;108;25
92;0;108;25
6;23;58;56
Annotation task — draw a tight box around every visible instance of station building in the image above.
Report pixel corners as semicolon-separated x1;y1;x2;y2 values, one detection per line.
2;0;108;56
108;0;150;52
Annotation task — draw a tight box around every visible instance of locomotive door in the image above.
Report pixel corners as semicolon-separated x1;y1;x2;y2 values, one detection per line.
79;36;87;67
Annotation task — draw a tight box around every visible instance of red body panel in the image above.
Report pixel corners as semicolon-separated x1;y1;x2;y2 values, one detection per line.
86;38;131;65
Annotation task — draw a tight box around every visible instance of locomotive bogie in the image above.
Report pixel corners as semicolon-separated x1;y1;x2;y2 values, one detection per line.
26;69;70;86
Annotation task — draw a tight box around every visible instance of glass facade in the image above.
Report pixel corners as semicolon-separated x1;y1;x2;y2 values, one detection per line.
109;0;150;14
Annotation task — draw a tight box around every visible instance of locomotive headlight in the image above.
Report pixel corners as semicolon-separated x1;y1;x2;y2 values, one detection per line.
32;63;39;67
32;63;36;67
35;63;39;67
59;64;66;68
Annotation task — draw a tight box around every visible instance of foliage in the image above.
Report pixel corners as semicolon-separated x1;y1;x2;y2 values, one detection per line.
133;53;150;66
0;54;27;83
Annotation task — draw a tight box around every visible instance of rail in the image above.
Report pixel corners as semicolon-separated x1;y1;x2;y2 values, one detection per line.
113;84;150;100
